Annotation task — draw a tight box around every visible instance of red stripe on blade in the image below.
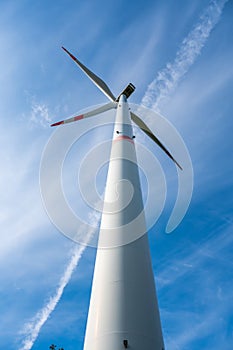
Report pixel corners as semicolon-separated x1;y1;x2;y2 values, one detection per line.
74;114;84;121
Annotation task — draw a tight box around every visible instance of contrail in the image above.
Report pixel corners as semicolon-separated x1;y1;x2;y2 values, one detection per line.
141;0;228;111
19;217;99;350
18;1;228;347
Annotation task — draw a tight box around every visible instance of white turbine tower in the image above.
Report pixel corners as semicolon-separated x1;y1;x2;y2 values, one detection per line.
52;47;182;350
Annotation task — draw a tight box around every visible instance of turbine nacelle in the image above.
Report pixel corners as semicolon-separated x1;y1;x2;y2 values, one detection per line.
51;47;182;170
116;83;135;102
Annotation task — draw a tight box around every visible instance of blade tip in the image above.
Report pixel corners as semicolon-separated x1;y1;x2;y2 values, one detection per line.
50;120;64;127
177;164;183;171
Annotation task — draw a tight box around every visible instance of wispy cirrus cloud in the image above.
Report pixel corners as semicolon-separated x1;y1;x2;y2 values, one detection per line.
141;0;229;111
157;218;233;349
29;101;51;127
24;97;51;128
157;220;233;290
14;1;231;349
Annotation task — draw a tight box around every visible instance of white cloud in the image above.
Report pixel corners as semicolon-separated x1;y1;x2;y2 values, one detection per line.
29;101;51;128
23;93;52;128
141;0;229;112
0;1;230;349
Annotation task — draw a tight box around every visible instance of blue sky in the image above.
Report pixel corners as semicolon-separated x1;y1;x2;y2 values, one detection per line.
0;0;233;349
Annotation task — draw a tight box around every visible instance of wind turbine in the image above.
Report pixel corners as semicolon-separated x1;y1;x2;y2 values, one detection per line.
51;47;182;350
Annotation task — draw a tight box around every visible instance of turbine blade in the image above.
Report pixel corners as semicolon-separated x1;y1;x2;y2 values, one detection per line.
51;102;116;127
62;47;116;102
131;112;182;170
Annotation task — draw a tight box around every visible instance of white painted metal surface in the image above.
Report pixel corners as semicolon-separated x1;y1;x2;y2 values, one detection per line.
51;48;182;350
83;95;165;350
